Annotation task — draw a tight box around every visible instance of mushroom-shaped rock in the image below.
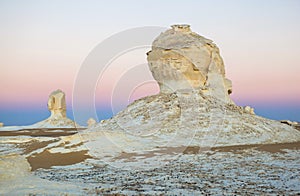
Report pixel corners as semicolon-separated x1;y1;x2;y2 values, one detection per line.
31;89;80;128
48;89;66;118
147;24;233;103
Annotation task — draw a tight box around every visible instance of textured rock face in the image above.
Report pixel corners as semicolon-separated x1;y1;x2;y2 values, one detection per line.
32;89;79;128
90;24;300;148
147;24;233;103
97;92;300;147
48;89;66;118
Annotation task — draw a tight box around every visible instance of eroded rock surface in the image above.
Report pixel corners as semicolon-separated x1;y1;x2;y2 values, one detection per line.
48;89;66;118
147;24;233;103
97;92;300;149
33;89;79;128
90;25;300;150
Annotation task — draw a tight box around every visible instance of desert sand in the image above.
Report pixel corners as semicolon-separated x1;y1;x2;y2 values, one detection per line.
1;133;299;195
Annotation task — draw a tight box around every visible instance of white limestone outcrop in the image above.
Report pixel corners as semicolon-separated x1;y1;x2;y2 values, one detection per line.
0;90;80;130
33;89;79;128
48;89;66;118
90;25;300;148
147;24;233;103
96;92;300;148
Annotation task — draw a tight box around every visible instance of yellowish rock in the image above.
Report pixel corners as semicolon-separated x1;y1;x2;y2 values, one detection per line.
48;89;66;118
32;89;80;128
147;24;233;103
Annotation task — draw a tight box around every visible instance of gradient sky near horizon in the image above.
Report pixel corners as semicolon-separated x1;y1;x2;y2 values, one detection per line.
0;0;300;126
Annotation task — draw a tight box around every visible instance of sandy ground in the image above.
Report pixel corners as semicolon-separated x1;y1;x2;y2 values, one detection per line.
212;141;300;153
0;130;299;195
11;138;91;171
34;145;300;195
16;137;300;171
27;149;91;171
0;128;84;137
112;142;300;162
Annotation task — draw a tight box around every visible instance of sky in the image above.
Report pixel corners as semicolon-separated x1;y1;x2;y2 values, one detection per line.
0;0;300;125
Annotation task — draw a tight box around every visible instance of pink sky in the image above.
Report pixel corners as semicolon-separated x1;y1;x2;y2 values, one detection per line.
0;1;299;124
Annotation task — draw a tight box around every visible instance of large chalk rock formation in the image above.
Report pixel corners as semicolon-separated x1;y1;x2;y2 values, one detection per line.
147;24;232;103
93;25;300;148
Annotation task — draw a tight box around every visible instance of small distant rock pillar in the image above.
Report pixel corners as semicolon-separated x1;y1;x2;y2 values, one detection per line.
87;118;97;127
0;122;3;127
47;89;67;118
